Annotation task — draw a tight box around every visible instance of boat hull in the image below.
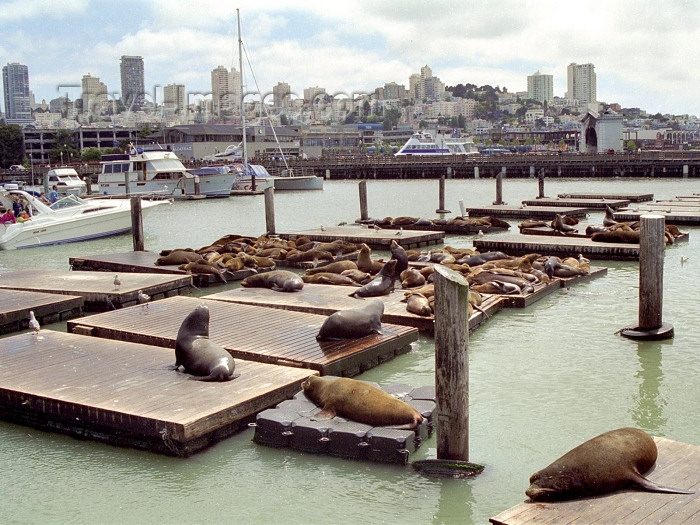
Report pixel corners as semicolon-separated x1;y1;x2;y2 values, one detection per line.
272;175;324;191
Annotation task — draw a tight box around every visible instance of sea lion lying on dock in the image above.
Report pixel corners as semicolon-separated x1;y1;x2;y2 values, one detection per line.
316;300;383;340
171;304;240;381
241;270;304;292
526;427;695;501
302;375;423;429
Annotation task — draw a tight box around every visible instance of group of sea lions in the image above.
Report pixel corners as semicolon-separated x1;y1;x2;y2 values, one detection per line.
371;215;510;232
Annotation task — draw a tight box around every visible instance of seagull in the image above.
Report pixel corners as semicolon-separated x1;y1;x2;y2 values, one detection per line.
373;224;381;230
396;227;403;236
320;225;326;231
28;311;40;335
113;275;121;290
137;290;150;308
478;229;484;236
681;256;689;266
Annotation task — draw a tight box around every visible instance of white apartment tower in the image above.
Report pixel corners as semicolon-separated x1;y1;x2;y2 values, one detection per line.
409;65;445;101
164;84;186;114
566;63;596;105
81;73;108;116
527;71;553;103
211;66;242;116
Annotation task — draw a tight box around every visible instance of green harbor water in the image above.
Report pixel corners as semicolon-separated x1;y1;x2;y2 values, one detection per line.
0;177;698;524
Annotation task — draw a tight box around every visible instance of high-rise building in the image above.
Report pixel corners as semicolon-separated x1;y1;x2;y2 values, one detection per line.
2;62;32;122
120;55;145;110
303;86;326;103
81;73;108;116
273;82;291;107
383;82;406;100
164;84;186;114
409;65;444;101
566;63;596;105
211;66;242;115
527;71;554;103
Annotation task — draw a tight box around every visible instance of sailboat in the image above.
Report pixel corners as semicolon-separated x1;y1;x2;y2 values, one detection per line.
235;9;323;191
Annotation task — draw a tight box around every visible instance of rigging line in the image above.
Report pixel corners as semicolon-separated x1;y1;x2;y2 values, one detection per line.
241;42;291;171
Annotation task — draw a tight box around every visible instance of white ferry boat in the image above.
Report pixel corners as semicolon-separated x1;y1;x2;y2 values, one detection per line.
98;144;235;198
395;130;479;156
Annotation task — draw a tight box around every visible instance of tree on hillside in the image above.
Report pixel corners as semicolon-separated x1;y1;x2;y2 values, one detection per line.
382;107;402;130
0;124;24;168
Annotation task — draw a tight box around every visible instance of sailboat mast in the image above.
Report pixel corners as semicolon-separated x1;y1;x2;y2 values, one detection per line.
237;9;254;190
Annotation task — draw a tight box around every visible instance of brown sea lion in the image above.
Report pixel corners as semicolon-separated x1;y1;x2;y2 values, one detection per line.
340;269;372;285
456;251;509;266
526;427;695;501
390;239;408;275
285;249;335;263
349;259;397;298
179;262;227;283
400;268;426;288
241;270;304;292
156;250;203;265
301;375;423;429
305;260;358;275
591;229;641;244
316;300;383;340
356;243;384;274
171;304;239;381
405;293;432;316
551;213;577;234
302;273;360;286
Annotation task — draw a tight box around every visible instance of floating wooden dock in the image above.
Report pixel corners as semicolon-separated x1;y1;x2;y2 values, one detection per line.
278;226;444;249
68;295;418;377
0;270;192;311
520;198;630;209
473;234;641;261
557;192;653;202
490;436;700;525
615;209;700;226
254;382;435;465
0;289;84;334
69;250;258;286
0;330;315;456
380;222;509;235
464;205;588;219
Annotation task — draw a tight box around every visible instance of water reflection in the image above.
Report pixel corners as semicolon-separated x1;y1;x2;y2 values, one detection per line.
631;341;673;433
432;476;476;524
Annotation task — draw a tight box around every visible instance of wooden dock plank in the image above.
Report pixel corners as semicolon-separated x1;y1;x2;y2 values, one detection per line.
464;205;588;219
615;210;700;226
521;198;630;209
474;233;641;261
67;295;418;377
0;270;192;311
0;289;84;334
557;192;653;202
278;226;444;249
489;436;700;525
202;282;502;332
0;330;315;456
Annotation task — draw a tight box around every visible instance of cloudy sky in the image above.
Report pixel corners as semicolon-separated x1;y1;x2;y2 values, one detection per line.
1;0;699;116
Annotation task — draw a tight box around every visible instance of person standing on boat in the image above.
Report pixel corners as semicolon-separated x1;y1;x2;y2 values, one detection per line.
12;195;23;217
49;185;59;204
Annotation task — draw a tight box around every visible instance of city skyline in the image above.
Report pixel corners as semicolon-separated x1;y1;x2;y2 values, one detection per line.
1;1;699;116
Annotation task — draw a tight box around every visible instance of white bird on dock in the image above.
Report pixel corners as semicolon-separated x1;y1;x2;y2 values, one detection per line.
137;290;150;308
478;229;484;236
373;224;381;230
396;227;403;236
681;256;689;266
113;275;121;290
28;311;40;335
320;225;326;231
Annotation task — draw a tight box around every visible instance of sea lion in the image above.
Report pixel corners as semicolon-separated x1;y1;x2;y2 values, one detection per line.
302;273;360;286
316;300;384;340
241;270;304;292
390;239;408;275
301;375;423;429
340;269;372;285
400;268;426;288
405;293;432;316
591;229;641;244
305;260;358;275
543;256;586;278
156;250;203;266
356;243;385;274
526;427;695;501
285;249;335;264
551;213;577;234
456;251;509;266
349;259;397;298
179;262;227;283
171;304;239;381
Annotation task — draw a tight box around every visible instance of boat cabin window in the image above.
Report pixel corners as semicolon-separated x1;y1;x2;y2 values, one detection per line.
103;163;130;174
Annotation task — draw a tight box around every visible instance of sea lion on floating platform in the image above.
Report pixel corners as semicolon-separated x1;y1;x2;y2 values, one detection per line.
305;260;357;275
551;213;577;234
456;251;509;266
316;299;384;340
526;427;695;501
356;243;384;274
390;239;408;275
171;304;239;381
405;293;432;316
285;249;335;264
241;270;304;292
341;269;372;285
301;375;423;429
349;259;397;298
179;262;227;283
591;229;641;244
400;268;426;288
302;273;360;286
156;250;203;266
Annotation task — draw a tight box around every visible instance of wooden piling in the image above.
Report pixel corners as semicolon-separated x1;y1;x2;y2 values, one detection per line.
620;214;674;340
436;176;450;214
493;168;504;205
433;265;470;461
538;169;545;198
130;197;144;251
264;186;276;235
124;171;131;196
358;180;369;222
